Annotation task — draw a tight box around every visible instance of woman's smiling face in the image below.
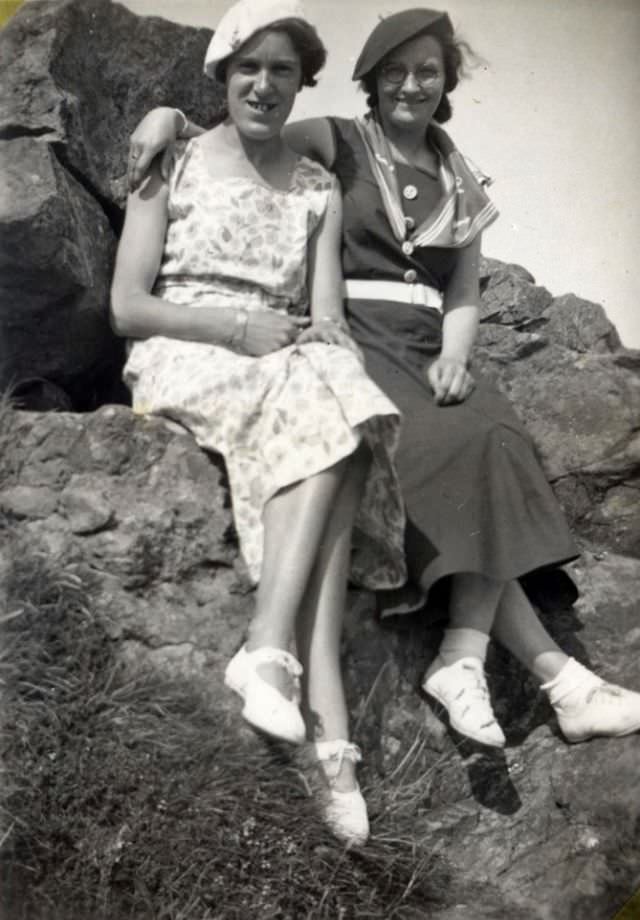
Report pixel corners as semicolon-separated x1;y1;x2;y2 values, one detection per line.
376;33;445;134
226;29;302;141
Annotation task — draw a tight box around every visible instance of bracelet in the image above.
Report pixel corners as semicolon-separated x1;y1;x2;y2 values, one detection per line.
229;308;249;349
174;108;188;137
317;316;350;335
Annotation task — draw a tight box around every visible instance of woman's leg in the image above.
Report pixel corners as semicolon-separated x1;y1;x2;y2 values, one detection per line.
292;445;371;845
491;580;568;681
424;572;503;677
247;456;350;656
426;574;569;679
295;444;370;791
423;572;507;746
225;454;357;745
492;580;640;741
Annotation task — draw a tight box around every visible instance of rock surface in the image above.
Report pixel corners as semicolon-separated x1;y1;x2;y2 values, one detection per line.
0;0;223;405
0;135;117;404
2;405;639;919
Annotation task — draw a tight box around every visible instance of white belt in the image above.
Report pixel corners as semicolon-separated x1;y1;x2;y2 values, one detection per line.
343;279;442;310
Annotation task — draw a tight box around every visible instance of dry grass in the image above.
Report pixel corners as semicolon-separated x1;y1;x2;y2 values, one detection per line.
0;538;452;920
0;389;16;488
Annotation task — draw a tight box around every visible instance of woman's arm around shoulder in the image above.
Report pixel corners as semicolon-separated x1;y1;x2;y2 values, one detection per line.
283;117;336;170
128;107;205;190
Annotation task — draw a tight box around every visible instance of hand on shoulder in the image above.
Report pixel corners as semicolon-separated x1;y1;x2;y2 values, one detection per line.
128;107;188;191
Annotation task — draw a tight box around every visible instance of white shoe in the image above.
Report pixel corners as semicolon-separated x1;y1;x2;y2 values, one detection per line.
423;657;506;748
543;658;640;743
224;644;306;744
314;739;369;847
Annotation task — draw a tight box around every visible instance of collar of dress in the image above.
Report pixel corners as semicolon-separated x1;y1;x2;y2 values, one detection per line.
354;111;499;249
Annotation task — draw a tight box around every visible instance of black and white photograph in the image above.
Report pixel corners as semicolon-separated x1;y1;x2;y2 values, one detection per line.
1;1;639;918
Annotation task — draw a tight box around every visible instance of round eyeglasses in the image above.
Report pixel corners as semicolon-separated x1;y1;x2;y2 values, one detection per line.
380;63;443;87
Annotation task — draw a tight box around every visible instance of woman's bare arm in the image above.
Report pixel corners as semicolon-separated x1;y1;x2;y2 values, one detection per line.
426;235;482;404
307;182;344;323
111;164;243;344
113;163;309;352
128;110;337;189
297;182;361;357
282;118;336;169
128;108;205;190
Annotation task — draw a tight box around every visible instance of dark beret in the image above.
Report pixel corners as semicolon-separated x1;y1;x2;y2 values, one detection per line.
352;8;454;81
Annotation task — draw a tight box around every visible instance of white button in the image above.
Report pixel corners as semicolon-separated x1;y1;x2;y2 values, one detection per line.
402;240;415;255
404;269;417;283
404;215;415;230
402;184;418;201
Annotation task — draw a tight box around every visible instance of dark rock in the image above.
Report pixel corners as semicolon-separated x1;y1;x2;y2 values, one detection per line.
0;484;58;519
0;136;118;400
487;346;640;479
0;0;223;209
613;348;640;371
475;323;548;364
10;379;74;412
479;261;553;326
473;344;640;556
543;293;622;353
59;475;114;533
0;0;224;407
480;256;535;286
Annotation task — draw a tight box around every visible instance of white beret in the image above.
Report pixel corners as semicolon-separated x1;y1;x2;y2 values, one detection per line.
204;0;311;79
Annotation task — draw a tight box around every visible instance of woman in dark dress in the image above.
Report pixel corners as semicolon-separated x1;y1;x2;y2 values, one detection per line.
128;7;640;750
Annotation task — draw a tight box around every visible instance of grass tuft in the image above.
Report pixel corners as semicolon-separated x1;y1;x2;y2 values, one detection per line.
1;541;448;920
0;390;16;490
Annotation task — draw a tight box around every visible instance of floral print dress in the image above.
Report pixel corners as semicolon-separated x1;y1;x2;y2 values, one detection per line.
124;138;406;589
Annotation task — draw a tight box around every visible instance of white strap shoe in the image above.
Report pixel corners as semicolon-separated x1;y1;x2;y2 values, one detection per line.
314;739;369;847
224;644;306;744
543;657;640;742
423;657;506;748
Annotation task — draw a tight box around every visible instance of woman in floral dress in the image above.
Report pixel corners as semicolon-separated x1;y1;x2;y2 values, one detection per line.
111;0;408;846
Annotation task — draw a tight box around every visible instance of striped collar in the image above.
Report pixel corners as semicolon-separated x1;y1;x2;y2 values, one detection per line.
354;111;498;249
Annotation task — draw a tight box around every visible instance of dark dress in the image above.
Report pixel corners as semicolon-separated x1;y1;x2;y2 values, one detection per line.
329;117;578;614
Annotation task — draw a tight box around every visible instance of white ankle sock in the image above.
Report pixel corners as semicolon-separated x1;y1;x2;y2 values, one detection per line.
424;627;490;682
541;657;601;708
438;627;490;667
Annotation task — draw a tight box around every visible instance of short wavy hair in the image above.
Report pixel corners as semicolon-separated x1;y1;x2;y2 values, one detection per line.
215;18;327;89
360;28;471;124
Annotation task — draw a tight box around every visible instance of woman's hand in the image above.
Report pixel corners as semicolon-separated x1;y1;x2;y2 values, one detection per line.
297;319;364;362
128;107;181;191
426;356;475;405
242;312;311;356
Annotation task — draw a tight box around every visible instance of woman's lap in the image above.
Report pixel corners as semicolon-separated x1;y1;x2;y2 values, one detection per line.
348;299;578;602
124;335;407;589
